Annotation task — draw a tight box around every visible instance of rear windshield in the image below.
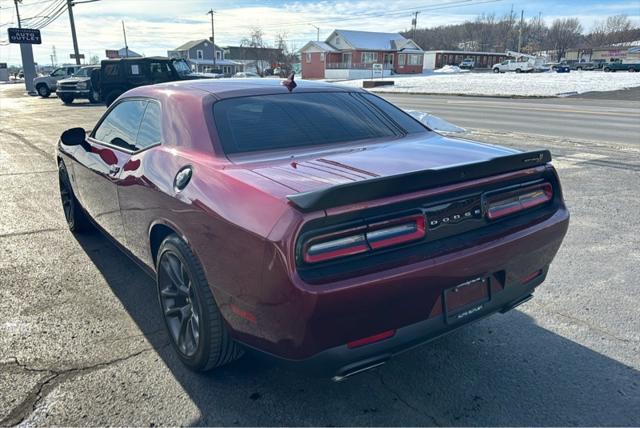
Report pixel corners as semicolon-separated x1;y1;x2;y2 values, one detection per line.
213;92;427;154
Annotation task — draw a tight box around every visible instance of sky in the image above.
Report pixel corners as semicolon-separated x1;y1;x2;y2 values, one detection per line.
1;0;639;66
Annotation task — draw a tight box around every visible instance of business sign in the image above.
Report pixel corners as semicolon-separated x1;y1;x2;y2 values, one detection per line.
7;28;41;44
105;49;119;59
372;63;384;79
70;53;85;59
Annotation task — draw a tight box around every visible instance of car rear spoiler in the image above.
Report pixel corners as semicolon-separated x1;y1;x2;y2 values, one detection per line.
286;149;551;212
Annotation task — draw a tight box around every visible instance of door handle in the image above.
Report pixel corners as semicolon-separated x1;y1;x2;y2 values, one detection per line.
109;165;120;176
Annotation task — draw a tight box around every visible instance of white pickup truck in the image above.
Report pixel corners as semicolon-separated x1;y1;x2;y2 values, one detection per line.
33;65;82;98
492;59;533;73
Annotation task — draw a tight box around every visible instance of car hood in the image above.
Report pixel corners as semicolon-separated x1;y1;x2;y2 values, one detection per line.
58;77;90;84
239;133;519;193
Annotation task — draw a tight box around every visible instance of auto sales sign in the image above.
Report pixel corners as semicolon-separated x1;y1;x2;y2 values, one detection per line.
7;28;42;44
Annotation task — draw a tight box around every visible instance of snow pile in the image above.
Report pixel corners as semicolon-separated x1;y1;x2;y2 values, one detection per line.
336;71;640;96
405;110;465;133
433;65;469;74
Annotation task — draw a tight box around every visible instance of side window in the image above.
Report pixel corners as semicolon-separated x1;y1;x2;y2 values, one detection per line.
103;63;119;79
93;100;147;151
136;101;162;148
149;62;172;81
67;67;76;75
51;68;66;77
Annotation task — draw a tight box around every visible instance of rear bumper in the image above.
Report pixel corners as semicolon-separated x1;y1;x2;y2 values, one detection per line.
228;206;569;366
252;271;544;379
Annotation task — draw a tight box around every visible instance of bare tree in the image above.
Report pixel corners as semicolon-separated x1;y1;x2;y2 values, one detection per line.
605;14;633;44
89;55;100;65
241;27;270;75
547;18;583;61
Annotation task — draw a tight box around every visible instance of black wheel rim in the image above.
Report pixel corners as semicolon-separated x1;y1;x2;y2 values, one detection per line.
59;169;74;226
158;252;201;357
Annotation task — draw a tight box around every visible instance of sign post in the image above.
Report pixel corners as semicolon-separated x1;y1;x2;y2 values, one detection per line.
372;63;384;80
7;28;41;94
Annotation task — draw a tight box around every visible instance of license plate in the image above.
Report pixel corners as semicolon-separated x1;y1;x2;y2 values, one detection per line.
444;277;490;324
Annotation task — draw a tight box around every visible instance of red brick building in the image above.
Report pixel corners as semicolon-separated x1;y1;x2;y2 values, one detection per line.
299;29;424;79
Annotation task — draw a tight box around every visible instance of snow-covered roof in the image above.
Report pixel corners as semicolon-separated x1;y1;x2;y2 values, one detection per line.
333;29;422;51
298;41;338;53
188;59;241;66
172;39;223;52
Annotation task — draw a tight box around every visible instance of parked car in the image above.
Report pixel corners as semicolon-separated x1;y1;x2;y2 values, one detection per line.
492;59;533;73
560;60;595;71
459;58;475;69
555;64;571;73
56;66;101;105
56;79;569;379
232;71;261;78
603;60;640;72
33;65;82;98
100;57;206;106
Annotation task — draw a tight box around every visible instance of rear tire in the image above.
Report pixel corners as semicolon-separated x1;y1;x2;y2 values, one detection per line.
604;67;611;72
515;68;522;73
493;68;499;73
156;234;243;371
37;84;51;98
104;90;122;107
58;161;92;233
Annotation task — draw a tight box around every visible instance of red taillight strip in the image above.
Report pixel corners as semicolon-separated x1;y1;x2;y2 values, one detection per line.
347;329;396;349
486;183;553;220
367;215;426;250
303;214;426;264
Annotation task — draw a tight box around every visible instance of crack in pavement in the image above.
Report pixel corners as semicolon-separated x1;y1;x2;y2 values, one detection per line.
369;370;443;426
0;128;53;160
0;228;66;239
0;348;158;426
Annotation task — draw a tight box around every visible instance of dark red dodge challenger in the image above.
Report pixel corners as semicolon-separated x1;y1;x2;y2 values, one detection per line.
57;79;569;380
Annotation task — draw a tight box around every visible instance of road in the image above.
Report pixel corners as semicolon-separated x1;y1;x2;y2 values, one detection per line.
0;85;639;426
381;92;640;146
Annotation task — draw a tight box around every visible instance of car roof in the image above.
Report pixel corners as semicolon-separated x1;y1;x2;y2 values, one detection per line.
125;78;363;100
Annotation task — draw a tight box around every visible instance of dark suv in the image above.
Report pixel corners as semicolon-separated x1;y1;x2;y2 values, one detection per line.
100;57;205;106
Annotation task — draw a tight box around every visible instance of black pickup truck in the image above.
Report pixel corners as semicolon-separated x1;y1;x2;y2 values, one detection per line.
100;57;208;106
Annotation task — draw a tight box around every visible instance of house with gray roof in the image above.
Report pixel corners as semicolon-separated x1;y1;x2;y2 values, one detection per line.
298;29;423;79
167;39;241;75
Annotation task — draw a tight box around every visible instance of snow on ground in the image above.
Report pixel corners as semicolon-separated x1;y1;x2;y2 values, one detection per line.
335;71;640;96
405;110;466;133
432;65;469;74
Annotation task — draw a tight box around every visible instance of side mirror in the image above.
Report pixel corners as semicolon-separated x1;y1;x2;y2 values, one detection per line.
60;127;87;146
405;110;466;133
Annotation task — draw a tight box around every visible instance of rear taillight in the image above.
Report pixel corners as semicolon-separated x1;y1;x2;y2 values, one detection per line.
486;183;553;220
303;214;425;264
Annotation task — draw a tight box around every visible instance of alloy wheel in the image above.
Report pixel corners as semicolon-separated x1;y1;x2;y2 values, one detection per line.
158;252;201;357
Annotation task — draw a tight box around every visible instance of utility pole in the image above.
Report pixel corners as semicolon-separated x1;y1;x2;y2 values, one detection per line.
517;9;523;53
66;0;81;64
207;9;216;70
14;0;37;94
14;0;22;28
411;11;420;40
310;24;319;42
122;20;129;58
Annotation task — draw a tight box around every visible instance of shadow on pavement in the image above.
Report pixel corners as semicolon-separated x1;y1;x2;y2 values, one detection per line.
74;232;639;426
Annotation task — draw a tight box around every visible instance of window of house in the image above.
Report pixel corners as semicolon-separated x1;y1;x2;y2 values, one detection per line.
216;51;222;60
320;53;325;62
362;52;377;63
408;54;421;65
306;53;312;63
197;49;204;60
398;54;405;66
335;37;341;45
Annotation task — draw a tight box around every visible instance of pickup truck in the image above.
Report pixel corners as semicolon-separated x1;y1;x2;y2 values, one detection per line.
33;65;83;98
603;61;640;72
492;59;533;73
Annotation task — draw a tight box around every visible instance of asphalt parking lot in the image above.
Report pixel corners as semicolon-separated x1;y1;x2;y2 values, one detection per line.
1;84;639;426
